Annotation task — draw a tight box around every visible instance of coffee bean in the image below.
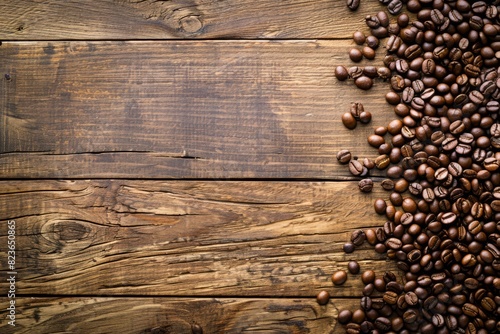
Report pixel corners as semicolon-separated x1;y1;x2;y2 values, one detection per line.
335;66;349;81
316;290;330;305
338;309;353;324
342;112;357;130
358;179;373;193
332;270;348;285
361;270;375;284
383;291;398;305
354;76;373;90
346;0;360;11
351;229;366;246
343;242;355;253
349;48;363;63
386;238;402;250
336;149;352;164
348;261;360;275
348;66;363;79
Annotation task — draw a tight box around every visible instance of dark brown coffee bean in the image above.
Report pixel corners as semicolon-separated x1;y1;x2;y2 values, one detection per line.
375;155;390;169
462;303;478;317
347;261;360;275
352;31;365;45
332;270;348;285
361;270;375;284
317;290;330;305
346;0;360;11
349;48;363;62
342;112;357;130
336;150;352;164
343;242;355;253
358;179;373;193
354;76;373;90
380;180;394;192
366;35;379;49
348;160;363;176
383;291;398;305
351;229;366;246
348;66;363;79
362;46;375;60
335;66;349;81
386;238;402;250
338;309;352;324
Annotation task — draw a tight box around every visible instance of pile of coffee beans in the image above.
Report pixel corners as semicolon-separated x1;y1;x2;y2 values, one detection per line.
331;1;500;333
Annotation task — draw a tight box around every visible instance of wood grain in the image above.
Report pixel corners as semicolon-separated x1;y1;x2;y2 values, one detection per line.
0;0;388;40
0;297;360;334
0;40;394;179
0;180;400;297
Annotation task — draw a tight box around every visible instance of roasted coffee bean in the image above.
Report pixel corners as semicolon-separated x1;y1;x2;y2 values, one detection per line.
355;76;373;90
349;48;363;62
332;270;348;285
338;309;353;324
346;0;360;11
351;229;366;246
335;66;349;81
343;242;355;253
348;159;363;176
317;290;330;305
361;270;375;284
336;150;352;164
348;261;360;275
342;112;357;130
348;66;363;79
356;176;373;192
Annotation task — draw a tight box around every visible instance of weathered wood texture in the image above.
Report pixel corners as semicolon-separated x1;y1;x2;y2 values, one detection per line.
0;180;399;296
0;297;359;334
0;0;387;40
0;40;394;179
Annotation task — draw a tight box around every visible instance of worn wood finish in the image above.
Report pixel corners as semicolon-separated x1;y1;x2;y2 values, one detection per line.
0;297;360;334
0;0;387;40
0;40;393;179
0;180;399;296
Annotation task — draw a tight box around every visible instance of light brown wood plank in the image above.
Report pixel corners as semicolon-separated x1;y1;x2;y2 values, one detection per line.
0;40;393;179
0;297;359;334
0;0;387;40
0;180;399;297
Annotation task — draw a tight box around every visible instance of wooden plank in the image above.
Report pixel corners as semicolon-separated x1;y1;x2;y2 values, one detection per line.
0;40;392;179
0;180;399;297
0;297;359;334
0;0;387;40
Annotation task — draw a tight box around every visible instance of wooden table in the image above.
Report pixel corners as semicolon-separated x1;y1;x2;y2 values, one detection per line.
0;1;401;333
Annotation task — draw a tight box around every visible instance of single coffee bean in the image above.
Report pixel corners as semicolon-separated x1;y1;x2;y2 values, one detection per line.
354;76;373;90
332;270;348;285
336;150;352;164
335;66;349;81
338;309;353;324
348;66;363;79
348;261;360;275
361;270;375;284
352;31;365;45
343;242;355;253
349;48;363;62
351;229;366;246
342;112;357;130
317;290;330;305
358;178;373;193
346;0;360;11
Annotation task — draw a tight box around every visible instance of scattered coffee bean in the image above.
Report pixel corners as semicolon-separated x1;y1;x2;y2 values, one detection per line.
316;290;330;305
348;261;360;275
332;270;348;285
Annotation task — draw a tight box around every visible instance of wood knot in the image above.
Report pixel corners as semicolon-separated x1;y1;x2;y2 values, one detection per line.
53;221;91;242
36;219;95;254
179;15;203;34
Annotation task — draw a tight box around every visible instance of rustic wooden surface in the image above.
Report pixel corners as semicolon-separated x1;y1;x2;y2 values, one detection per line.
0;1;402;333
